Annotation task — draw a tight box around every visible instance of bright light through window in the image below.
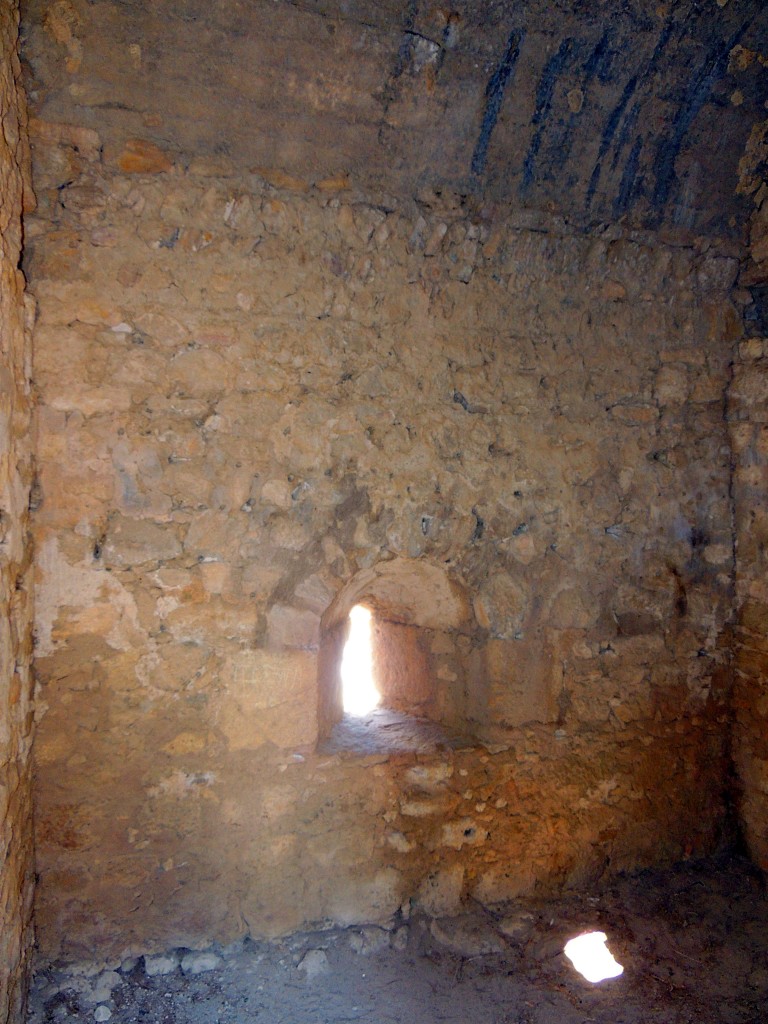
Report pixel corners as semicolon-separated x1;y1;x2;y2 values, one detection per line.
341;605;380;716
563;931;624;983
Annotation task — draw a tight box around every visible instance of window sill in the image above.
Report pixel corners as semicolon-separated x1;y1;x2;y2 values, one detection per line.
317;707;474;757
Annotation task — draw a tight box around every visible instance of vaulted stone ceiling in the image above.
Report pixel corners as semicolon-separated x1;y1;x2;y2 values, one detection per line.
21;0;768;236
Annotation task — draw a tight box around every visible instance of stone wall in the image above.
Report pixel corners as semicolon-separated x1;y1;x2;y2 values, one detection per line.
19;0;768;237
0;1;36;1020
24;110;742;964
732;113;768;871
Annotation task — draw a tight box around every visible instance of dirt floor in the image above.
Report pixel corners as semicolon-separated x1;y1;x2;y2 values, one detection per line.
27;852;767;1024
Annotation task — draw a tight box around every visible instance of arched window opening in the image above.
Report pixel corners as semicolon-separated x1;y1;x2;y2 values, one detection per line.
341;605;380;716
316;558;478;747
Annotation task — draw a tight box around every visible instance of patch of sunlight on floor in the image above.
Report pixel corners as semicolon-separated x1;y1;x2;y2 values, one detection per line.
563;931;624;983
341;604;380;716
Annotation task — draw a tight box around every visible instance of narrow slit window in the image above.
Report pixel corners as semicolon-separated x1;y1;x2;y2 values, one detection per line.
341;605;380;716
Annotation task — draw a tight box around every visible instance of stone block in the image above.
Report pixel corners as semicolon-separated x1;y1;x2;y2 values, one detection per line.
180;952;222;975
475;637;556;729
215;650;318;750
417;865;464;917
117;139;173;174
266;604;320;650
297;949;329;978
473;573;527;639
143;954;179;976
103;516;181;566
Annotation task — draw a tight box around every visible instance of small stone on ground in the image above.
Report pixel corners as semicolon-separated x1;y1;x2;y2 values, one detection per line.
143;954;178;977
297;948;330;980
180;952;223;975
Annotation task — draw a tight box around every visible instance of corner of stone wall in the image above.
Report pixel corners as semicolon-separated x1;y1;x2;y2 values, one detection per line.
0;1;36;1020
731;112;768;872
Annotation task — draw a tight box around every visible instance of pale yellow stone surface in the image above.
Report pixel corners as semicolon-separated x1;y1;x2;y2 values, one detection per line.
215;651;318;751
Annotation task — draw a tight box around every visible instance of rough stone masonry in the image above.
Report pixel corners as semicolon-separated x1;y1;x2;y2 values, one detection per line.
732;103;768;875
0;1;36;1019
1;0;767;998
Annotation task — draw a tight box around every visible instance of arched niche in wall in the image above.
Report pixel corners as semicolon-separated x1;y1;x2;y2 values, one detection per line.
317;558;476;740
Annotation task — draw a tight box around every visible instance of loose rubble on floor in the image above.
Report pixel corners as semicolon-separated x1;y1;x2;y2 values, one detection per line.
27;853;767;1024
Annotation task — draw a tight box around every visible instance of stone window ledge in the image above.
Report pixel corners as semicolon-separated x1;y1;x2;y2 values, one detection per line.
317;708;475;757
